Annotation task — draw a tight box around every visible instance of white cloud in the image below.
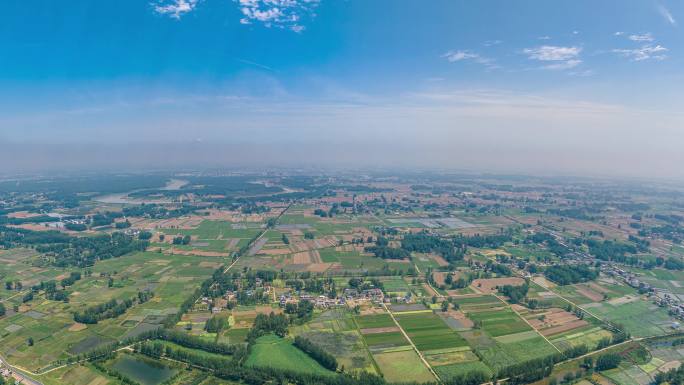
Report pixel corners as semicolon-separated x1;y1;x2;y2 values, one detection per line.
153;0;199;19
523;45;582;71
524;45;582;61
538;35;552;40
236;0;320;32
614;31;624;36
613;45;668;61
657;3;677;26
483;40;502;47
629;33;654;42
442;50;498;69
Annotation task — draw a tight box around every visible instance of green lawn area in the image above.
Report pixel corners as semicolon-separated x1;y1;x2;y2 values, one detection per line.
245;334;334;376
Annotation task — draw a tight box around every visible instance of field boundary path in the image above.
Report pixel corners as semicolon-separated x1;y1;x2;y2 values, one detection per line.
382;303;441;383
491;292;562;354
221;202;291;276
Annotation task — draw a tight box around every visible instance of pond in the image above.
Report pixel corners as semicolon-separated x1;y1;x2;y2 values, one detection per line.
111;354;177;385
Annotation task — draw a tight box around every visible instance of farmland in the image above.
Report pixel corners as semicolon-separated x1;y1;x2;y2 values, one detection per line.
1;172;684;385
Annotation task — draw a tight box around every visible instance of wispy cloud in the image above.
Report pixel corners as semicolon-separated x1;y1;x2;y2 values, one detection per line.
237;59;276;71
613;45;668;61
523;45;582;70
614;31;668;61
657;3;677;26
628;33;654;42
442;50;498;69
236;0;320;32
153;0;199;19
483;40;502;47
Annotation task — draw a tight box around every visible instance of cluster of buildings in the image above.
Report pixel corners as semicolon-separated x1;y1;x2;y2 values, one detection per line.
277;287;387;309
0;364;12;380
601;263;684;324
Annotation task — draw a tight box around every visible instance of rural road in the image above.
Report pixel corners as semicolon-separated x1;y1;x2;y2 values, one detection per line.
382;303;441;383
0;353;43;385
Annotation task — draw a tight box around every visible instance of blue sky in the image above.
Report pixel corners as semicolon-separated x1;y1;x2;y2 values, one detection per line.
1;0;683;177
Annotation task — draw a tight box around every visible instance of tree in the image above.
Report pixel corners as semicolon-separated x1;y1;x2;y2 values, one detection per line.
441;300;449;312
27;337;34;346
0;303;5;317
595;353;621;371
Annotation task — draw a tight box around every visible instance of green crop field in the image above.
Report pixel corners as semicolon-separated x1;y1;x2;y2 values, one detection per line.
587;299;674;338
363;331;409;349
245;335;334;376
0;251;224;372
372;350;436;383
466;308;532;337
394;312;468;351
355;314;395;329
452;295;505;311
433;361;493;381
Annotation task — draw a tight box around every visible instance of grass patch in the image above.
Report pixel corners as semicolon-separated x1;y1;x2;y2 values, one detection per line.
245;334;334;376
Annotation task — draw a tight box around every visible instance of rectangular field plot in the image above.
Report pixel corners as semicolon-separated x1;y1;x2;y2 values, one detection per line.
381;277;411;294
362;331;409;351
452;295;505;311
549;326;614;351
394;312;468;352
586;298;674;338
373;350;436;383
475;334;558;371
433;361;493;382
355;314;395;329
466;308;532;337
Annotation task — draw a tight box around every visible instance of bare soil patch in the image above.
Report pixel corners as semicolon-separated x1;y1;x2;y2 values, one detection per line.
576;286;604;302
471;277;525;294
293;252;312;264
69;323;88;332
540;320;588;336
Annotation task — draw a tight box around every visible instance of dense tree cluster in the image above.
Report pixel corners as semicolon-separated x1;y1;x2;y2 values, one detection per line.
655;362;684;384
363;245;410;260
247;312;289;342
204;315;227;333
544;265;598;285
498;283;529;304
594;353;622;371
585;239;637;262
32;232;148;268
284;300;315;324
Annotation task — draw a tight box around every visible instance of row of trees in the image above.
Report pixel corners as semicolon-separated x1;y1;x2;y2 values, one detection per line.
73;291;152;324
293;336;338;371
